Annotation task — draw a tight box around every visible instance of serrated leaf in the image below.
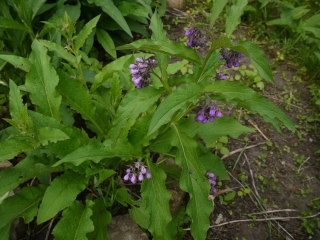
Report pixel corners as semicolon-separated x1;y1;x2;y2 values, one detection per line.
0;54;31;72
38;127;70;145
148;83;202;136
142;160;172;239
203;81;295;132
37;171;88;224
52;200;94;240
89;0;132;37
209;0;228;27
226;0;248;38
25;40;61;121
53;140;139;167
0;185;46;228
0;140;34;162
116;39;201;64
96;28;116;59
87;198;112;240
0;155;64;197
109;87;163;142
0;16;29;31
56;70;105;137
171;124;212;240
39;40;77;68
74;15;100;52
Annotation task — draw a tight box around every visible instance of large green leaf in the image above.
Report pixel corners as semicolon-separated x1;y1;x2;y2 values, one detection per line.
226;0;248;38
178;116;255;147
89;0;132;37
56;70;105;137
171;124;212;240
96;28;116;59
198;152;229;180
197;50;222;83
209;0;228;28
52;200;94;240
0;185;46;229
87;198;112;240
0;54;31;72
38;127;70;145
109;87;163;142
148;83;202;136
0;155;64;197
39;40;77;68
0;140;34;162
203;81;295;132
142;160;172;239
116;39;201;64
0;16;29;31
37;171;88;224
25;40;61;121
74;15;100;52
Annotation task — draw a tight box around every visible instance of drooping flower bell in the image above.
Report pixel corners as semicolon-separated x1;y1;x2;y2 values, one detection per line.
215;73;227;80
185;26;206;48
206;172;217;194
220;48;244;68
129;57;157;88
194;100;223;124
123;160;151;184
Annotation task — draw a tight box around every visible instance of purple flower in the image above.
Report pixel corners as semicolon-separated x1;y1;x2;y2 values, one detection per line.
194;100;223;124
131;174;137;184
129;57;157;88
215;73;227;80
207;173;214;178
136;58;144;63
206;171;217;194
140;166;146;174
195;112;205;122
220;48;244;68
185;26;206;48
123;160;151;184
146;171;152;179
124;173;130;181
138;173;144;181
209;107;216;117
126;168;131;173
215;111;223;118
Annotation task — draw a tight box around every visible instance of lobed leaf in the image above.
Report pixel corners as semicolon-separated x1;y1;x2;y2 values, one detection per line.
0;185;46;229
171;124;212;240
203;81;295;132
116;39;201;64
37;171;88;224
148;83;202;136
25;40;61;121
52;200;94;240
226;0;248;38
141;160;172;239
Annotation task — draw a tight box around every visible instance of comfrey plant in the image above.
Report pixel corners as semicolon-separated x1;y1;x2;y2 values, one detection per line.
0;0;295;239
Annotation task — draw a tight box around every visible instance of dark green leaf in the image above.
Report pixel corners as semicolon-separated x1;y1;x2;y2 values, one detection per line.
209;0;228;27
96;28;116;59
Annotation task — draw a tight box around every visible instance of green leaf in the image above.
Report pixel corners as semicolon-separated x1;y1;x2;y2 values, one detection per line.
0;16;29;31
197;50;222;83
129;199;150;229
142;160;172;239
171;124;212;240
52;200;94;240
116;39;201;64
209;0;228;28
233;41;274;84
199;152;229;180
203;81;295;132
53;140;139;167
0;155;64;197
0;140;34;162
226;0;248;38
39;40;77;68
8;80;25;123
89;0;132;37
109;87;163;142
0;223;10;240
37;171;88;224
0;185;46;229
150;12;167;41
148;83;202;136
87;198;112;240
56;70;105;137
118;1;149;19
303;14;320;27
74;15;100;52
25;40;62;121
303;27;320;38
96;28;116;59
0;54;31;72
38;127;70;145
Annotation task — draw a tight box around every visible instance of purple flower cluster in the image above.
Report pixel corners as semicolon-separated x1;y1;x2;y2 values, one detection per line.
195;101;222;124
215;73;227;80
206;172;217;194
185;26;206;48
220;48;244;68
129;57;157;88
123;161;151;184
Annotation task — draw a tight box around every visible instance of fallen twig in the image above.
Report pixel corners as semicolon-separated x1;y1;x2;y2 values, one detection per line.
244;153;261;199
251;209;298;215
221;142;265;160
248;120;269;140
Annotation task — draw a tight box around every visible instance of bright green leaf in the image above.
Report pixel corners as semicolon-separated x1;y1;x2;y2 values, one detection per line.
0;16;29;31
38;127;70;145
0;54;31;72
0;140;34;162
226;0;248;38
96;28;116;59
209;0;228;27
